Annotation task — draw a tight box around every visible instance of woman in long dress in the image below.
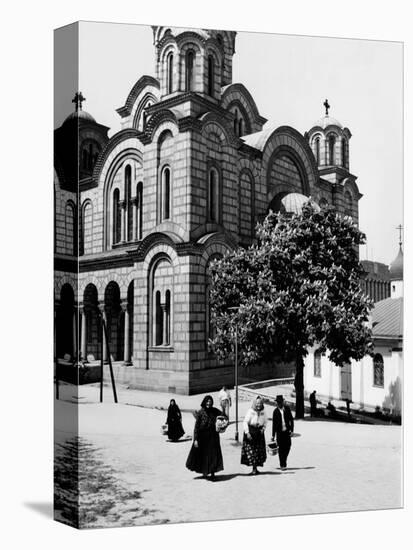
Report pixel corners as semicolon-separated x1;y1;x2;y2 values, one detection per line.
166;399;185;442
241;395;268;475
186;395;225;480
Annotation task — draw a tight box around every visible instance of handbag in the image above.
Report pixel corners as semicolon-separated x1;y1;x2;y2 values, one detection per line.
215;415;229;433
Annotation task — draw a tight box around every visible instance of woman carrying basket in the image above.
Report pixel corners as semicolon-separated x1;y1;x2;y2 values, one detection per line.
186;395;227;480
241;396;268;475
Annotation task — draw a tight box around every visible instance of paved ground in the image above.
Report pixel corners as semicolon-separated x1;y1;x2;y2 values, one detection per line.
54;383;402;528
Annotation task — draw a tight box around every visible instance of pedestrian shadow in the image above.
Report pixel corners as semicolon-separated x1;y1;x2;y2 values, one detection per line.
291;433;301;437
282;466;315;471
166;436;192;443
23;502;53;519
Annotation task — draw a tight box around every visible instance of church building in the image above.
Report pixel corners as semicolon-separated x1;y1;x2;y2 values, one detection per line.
54;26;361;394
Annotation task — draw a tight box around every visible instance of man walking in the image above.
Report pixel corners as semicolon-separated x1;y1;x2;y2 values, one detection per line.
271;395;294;470
218;386;232;420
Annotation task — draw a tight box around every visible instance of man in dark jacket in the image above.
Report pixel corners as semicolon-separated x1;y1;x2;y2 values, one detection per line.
271;394;294;470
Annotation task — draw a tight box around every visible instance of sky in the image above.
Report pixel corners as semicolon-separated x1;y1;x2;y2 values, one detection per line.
56;21;403;266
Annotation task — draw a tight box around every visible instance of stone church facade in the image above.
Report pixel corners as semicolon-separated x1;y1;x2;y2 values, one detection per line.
54;26;361;394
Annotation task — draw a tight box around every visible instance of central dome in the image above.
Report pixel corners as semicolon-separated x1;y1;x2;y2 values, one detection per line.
63;109;96;125
312;115;343;130
277;193;320;215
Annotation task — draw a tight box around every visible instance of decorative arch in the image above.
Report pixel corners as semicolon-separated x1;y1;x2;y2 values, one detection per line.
133;92;158;131
102;148;143;250
80;199;93;256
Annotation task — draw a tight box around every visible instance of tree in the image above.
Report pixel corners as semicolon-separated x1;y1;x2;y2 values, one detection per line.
209;203;373;418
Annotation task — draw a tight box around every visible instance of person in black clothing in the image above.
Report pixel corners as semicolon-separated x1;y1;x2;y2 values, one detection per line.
271;395;294;470
309;390;318;417
185;395;225;480
166;399;185;442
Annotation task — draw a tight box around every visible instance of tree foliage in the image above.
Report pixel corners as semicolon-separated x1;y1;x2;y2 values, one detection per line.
209;203;373;374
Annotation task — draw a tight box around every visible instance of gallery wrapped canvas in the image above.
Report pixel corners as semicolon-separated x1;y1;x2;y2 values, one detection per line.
54;21;403;529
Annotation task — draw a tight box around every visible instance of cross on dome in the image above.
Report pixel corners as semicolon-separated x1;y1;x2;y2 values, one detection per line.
72;91;86;112
323;99;330;116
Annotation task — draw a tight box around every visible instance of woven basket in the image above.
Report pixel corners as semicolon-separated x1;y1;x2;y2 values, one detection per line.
267;442;279;456
160;424;168;436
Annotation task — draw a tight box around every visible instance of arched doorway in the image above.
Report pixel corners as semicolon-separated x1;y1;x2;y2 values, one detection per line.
104;281;123;361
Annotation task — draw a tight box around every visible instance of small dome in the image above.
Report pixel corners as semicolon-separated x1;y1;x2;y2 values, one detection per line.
63;109;96;125
278;193;320;215
389;247;403;281
312;115;343;130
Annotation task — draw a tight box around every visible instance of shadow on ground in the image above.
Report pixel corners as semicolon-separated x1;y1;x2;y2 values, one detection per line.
24;502;53;519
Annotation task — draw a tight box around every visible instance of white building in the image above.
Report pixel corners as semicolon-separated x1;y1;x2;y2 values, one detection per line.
304;245;403;416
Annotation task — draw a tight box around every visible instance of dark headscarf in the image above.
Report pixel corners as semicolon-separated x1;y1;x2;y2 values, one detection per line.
200;395;214;409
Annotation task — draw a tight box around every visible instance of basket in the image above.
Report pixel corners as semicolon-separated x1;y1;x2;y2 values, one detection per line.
160;424;168;436
216;416;229;433
267;441;279;456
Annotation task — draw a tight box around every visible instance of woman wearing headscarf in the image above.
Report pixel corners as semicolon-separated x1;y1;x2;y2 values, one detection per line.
166;399;185;442
241;395;268;475
185;395;225;480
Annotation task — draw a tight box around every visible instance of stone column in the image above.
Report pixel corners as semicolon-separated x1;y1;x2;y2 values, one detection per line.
98;301;108;362
80;305;87;362
161;304;169;346
120;199;126;242
121;299;131;364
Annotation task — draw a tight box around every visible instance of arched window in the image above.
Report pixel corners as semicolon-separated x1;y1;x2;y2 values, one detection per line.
161;167;171;221
65;202;76;256
233;109;239;135
373;353;384;387
136;182;143;240
155;290;163;346
238;118;243;137
80;201;93;256
125;165;133;241
208;55;215;97
208;167;219;222
314;137;320;165
112;188;121;245
342;138;347;167
185;51;194;92
328;135;336;165
314;350;322;377
167;53;174;94
164;290;171;345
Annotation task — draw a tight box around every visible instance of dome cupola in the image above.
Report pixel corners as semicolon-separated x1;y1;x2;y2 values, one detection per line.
306;99;352;171
152;26;236;101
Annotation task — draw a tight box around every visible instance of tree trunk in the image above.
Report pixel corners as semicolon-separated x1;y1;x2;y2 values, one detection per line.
294;354;305;419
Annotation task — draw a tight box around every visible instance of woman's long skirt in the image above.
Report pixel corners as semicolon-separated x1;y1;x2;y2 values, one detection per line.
240;430;267;467
186;429;224;475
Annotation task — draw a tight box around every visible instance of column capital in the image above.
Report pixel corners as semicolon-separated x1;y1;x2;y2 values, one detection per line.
119;199;126;209
120;299;129;313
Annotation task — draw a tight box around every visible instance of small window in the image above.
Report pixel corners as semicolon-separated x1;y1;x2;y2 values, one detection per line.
342;138;347;167
155;290;163;346
112;189;121;245
125;165;133;241
208;55;215;97
167;53;174;94
136;182;143;240
314;350;322;377
162;167;171;220
328;135;336;165
373;353;384;387
185;51;194;92
315;137;320;165
208;167;219;222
